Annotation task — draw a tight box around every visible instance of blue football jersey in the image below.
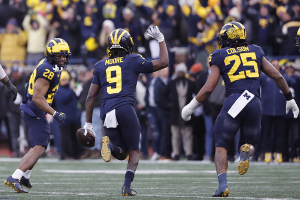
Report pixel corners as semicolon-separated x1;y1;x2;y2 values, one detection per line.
209;44;265;97
92;54;153;120
25;58;61;105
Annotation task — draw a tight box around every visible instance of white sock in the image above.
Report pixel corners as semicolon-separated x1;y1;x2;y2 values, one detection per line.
24;170;32;179
12;169;24;180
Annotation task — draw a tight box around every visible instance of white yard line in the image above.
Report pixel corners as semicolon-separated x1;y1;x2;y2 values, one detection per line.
42;169;236;174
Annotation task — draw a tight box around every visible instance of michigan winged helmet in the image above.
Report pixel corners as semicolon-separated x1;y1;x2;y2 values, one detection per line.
45;38;71;71
217;21;247;48
108;29;134;54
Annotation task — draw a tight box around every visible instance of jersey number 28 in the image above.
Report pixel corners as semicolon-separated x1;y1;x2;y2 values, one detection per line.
106;65;122;94
225;52;259;82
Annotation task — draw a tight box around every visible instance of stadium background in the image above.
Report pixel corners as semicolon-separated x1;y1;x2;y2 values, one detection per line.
0;0;300;164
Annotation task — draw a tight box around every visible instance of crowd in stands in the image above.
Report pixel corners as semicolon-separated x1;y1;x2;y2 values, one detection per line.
0;0;300;163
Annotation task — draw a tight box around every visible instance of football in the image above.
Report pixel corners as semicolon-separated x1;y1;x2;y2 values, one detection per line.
76;128;95;148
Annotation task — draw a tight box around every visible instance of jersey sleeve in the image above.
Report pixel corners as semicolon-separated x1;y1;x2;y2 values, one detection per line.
209;51;220;68
134;54;154;74
36;64;56;82
257;46;265;60
92;68;101;86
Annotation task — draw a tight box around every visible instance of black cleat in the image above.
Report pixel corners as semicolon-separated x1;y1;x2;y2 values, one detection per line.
212;188;230;197
4;176;28;193
121;186;137;196
20;176;32;189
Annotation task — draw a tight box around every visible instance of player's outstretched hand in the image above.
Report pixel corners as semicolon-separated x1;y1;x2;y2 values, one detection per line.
4;80;17;101
53;111;67;123
286;99;299;118
146;26;164;42
83;122;96;137
181;98;200;121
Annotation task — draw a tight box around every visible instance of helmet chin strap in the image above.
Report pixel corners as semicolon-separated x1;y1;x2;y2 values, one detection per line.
53;64;64;72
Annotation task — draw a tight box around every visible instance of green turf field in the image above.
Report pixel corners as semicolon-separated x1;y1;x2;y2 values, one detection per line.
0;158;299;199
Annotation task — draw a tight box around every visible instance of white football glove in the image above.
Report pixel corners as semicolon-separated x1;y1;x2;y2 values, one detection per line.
146;26;164;42
83;122;96;137
286;99;299;118
181;98;200;121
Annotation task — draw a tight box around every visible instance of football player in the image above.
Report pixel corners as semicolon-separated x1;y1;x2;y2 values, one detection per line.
182;22;299;197
4;38;71;193
0;64;17;101
83;27;168;196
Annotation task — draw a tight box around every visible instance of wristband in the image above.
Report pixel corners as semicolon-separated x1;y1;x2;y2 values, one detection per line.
284;91;293;101
190;97;200;110
0;65;6;80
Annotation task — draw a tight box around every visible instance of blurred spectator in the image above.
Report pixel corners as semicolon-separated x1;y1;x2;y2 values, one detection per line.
146;71;160;160
162;63;197;160
0;18;27;67
154;66;172;160
96;0;121;27
98;19;115;60
0;0;26;29
259;60;295;163
7;63;28;157
54;70;84;160
158;4;180;48
0;65;12;154
136;74;148;159
59;8;81;57
283;66;300;162
79;69;103;159
22;11;48;65
275;10;300;55
80;3;99;63
118;7;141;52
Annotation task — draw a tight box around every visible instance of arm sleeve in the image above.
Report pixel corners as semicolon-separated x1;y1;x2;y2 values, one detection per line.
135;54;154;74
209;52;219;68
22;14;32;31
0;65;6;80
91;70;101;86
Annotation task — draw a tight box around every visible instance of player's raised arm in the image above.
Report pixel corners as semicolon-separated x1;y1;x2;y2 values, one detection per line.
146;26;169;72
0;65;17;101
181;65;220;121
261;57;299;118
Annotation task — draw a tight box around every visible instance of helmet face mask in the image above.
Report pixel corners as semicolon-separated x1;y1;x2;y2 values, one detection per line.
218;22;247;48
45;38;71;71
108;29;134;56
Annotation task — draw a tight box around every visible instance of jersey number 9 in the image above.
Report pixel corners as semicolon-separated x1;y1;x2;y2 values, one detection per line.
106;65;122;94
226;52;259;82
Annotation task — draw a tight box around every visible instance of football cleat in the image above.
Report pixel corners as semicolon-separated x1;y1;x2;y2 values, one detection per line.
101;136;111;162
20;176;32;189
265;152;272;163
238;144;250;175
122;186;137;196
274;153;282;164
4;176;28;193
212;188;230;197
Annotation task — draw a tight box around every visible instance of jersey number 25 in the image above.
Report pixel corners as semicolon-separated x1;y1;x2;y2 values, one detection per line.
225;52;259;82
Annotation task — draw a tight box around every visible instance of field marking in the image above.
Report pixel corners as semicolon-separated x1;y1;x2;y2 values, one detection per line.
1;157;299;165
43;169;236;174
